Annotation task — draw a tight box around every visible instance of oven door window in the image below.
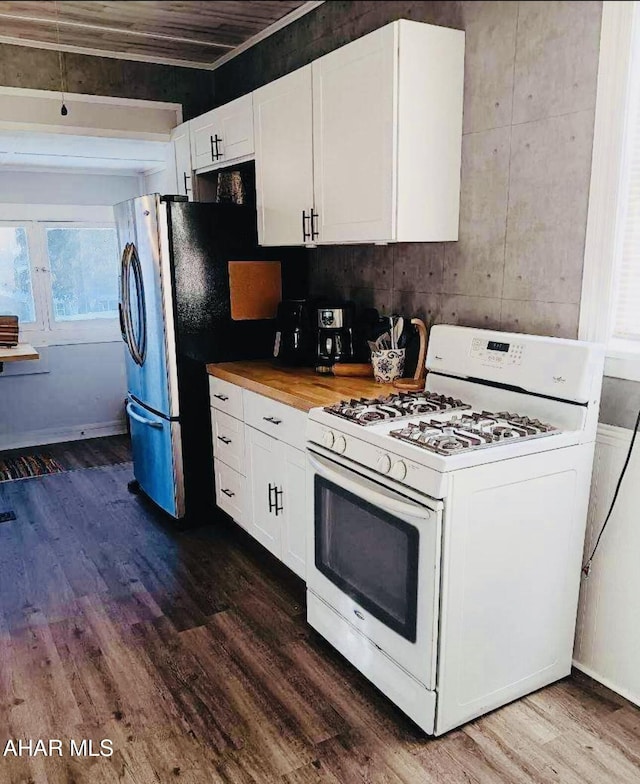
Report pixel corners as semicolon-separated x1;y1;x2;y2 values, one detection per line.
314;476;419;642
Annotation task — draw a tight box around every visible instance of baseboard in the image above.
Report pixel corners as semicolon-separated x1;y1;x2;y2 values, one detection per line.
572;659;640;708
0;419;127;451
597;421;634;446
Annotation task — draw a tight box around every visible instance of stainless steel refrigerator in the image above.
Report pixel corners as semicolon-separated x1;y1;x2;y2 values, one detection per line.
115;193;304;521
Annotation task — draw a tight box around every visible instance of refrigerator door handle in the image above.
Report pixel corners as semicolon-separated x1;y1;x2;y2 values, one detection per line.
120;243;133;351
126;401;163;429
122;243;147;367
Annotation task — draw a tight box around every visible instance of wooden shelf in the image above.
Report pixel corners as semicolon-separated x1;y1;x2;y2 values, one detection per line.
0;344;39;363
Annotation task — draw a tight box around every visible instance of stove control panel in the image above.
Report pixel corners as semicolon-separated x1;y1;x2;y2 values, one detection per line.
470;337;523;366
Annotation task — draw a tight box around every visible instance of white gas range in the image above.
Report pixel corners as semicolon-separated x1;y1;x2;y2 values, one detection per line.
305;325;604;735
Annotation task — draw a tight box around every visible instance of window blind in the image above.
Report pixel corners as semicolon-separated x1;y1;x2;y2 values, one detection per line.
613;20;640;342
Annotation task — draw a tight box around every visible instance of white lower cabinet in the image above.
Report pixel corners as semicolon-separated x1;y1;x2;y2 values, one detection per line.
245;424;306;580
210;379;307;580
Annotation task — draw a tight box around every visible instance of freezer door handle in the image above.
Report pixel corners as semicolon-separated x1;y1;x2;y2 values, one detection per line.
126;402;163;429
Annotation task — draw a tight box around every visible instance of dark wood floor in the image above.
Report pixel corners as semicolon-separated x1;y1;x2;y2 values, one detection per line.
0;438;638;783
0;434;131;471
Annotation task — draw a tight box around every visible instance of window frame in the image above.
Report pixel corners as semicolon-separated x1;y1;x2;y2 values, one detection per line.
580;0;640;381
0;204;121;347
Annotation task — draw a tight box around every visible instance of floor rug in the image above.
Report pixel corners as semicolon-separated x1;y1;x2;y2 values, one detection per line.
0;454;65;481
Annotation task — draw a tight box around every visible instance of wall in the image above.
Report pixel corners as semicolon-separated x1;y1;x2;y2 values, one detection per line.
213;0;602;339
0;169;139;450
0;169;142;205
574;424;640;706
0;43;214;121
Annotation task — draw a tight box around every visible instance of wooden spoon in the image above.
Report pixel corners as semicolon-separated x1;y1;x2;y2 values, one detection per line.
393;318;428;391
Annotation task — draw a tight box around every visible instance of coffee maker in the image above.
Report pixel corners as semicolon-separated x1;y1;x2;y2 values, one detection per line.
315;303;355;368
273;299;312;366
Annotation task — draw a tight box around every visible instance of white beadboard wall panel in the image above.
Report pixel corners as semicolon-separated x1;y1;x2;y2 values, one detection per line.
574;423;640;706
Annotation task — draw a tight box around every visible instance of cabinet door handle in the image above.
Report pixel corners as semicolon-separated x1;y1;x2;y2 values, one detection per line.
221;488;235;498
210;134;222;160
302;210;311;241
183;172;191;193
274;487;284;516
311;208;319;240
217;436;232;445
263;416;282;425
268;482;275;513
213;393;229;401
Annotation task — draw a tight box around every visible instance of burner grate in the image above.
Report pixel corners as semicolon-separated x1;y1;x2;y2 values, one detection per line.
324;391;471;426
390;411;559;455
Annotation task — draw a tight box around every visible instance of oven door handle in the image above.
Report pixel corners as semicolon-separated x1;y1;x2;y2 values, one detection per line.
308;453;432;520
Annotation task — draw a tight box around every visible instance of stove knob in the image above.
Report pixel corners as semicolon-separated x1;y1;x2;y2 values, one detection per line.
377;454;391;474
322;430;335;449
334;435;347;454
391;460;407;481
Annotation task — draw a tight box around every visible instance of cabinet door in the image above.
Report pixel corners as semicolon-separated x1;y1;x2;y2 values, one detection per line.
190;95;254;172
190;109;218;171
281;446;307;580
171;121;193;200
245;425;284;560
312;24;397;243
215;93;254;165
254;65;314;246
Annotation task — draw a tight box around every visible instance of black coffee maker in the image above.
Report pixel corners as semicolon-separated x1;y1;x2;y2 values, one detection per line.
315;303;355;368
273;299;312;366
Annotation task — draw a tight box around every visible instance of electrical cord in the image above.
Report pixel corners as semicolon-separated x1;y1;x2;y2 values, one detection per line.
582;407;640;578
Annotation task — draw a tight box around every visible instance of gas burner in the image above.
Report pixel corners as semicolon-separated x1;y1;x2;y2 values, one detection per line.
389;410;559;455
323;391;471;426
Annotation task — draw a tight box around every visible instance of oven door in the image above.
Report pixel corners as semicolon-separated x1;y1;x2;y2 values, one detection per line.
306;449;442;689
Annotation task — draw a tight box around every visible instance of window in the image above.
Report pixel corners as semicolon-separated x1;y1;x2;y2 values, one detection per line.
46;226;120;323
581;1;640;381
0;219;120;345
0;225;36;323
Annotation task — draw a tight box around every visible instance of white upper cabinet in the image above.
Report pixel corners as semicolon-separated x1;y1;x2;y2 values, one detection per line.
171;121;193;200
312;23;397;244
254;65;315;246
190;93;254;173
255;19;464;246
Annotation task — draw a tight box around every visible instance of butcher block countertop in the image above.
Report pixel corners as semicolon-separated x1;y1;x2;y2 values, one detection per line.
206;360;395;412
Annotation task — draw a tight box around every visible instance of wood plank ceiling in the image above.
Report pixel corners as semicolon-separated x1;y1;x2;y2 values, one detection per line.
0;1;311;68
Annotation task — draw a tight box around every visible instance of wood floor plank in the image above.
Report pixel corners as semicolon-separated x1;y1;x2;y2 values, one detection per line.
0;438;636;784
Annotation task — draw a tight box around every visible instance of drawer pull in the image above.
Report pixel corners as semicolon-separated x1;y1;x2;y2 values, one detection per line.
217;436;232;445
221;488;235;498
213;393;229;401
354;609;365;621
263;416;282;425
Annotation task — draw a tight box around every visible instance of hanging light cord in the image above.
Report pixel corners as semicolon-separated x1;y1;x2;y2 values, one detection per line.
54;1;68;115
582;407;640;578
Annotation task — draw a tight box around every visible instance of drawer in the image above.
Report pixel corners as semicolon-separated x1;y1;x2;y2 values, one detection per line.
243;389;307;450
209;376;243;420
214;459;247;528
307;591;436;734
211;408;246;474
